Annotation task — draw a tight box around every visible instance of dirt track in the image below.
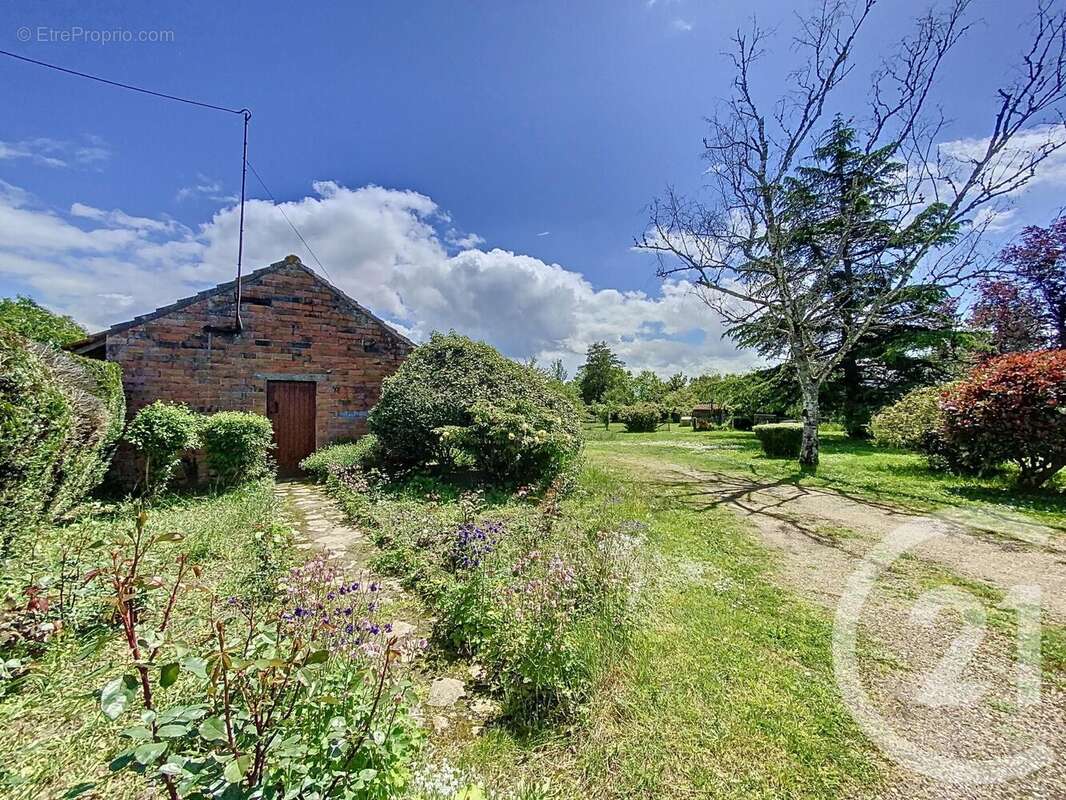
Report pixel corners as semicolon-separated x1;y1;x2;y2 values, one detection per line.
602;452;1066;800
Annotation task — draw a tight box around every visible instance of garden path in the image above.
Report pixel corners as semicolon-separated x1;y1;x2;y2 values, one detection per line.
274;480;379;572
273;481;493;735
602;452;1066;800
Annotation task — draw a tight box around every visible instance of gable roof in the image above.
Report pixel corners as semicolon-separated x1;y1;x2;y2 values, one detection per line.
68;255;415;353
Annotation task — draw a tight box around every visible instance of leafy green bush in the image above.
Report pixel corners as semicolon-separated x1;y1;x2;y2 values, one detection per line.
124;401;201;492
439;398;579;484
300;435;383;482
869;382;995;474
618;403;660;432
0;295;86;348
753;423;804;458
369;332;581;484
870;385;946;451
199;411;275;486
0;331;125;551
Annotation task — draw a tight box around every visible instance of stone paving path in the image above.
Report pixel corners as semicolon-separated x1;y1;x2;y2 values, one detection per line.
273;481;493;732
274;480;379;571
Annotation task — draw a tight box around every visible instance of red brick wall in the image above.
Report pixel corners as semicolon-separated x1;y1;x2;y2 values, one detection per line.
106;261;411;463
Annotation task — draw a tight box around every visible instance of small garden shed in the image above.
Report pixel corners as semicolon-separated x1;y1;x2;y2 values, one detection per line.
691;403;727;431
69;255;413;475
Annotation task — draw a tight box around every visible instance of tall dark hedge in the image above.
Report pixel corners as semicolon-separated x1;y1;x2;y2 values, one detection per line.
368;332;582;482
0;331;125;550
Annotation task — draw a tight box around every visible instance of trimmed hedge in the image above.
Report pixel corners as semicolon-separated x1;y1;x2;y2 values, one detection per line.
0;331;125;550
753;423;803;458
618;403;660;432
200;411;275;487
369;333;582;484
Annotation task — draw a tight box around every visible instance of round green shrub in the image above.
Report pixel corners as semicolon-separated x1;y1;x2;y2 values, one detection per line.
618;403;660;432
869;385;947;452
124;401;201;492
869;381;995;474
200;411;275;486
369;333;581;484
753;423;803;458
440;397;580;484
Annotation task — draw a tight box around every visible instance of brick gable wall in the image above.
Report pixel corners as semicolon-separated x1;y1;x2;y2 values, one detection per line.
105;262;410;472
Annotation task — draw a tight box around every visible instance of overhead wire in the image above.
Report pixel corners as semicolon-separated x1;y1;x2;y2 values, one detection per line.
246;160;336;285
0;47;337;320
0;48;247;116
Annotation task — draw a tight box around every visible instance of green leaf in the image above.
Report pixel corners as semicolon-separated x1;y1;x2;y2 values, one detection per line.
358;768;378;783
139;630;165;651
100;676;133;720
133;741;167;765
223;755;250;784
62;782;96;798
304;649;329;665
197;716;227;742
119;726;152;741
181;656;208;680
108;752;133;772
159;662;180;688
156;724;189;738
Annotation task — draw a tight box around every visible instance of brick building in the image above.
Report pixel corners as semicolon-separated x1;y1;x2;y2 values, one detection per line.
70;255;413;476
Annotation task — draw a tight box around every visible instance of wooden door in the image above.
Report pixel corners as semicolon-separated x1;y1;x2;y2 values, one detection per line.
267;381;317;477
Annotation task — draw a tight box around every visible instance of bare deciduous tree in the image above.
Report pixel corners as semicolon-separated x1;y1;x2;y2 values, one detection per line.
638;0;1066;465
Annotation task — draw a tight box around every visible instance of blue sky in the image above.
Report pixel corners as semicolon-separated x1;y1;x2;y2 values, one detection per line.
2;0;1063;375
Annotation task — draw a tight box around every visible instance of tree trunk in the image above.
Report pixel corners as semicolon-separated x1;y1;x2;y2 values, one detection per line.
799;379;821;468
841;352;865;438
1017;457;1065;490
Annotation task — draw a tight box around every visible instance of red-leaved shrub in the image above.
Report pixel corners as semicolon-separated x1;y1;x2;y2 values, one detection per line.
940;350;1066;488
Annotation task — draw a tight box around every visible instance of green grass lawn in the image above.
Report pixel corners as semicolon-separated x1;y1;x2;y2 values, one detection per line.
583;423;1066;531
8;427;1061;799
0;481;295;800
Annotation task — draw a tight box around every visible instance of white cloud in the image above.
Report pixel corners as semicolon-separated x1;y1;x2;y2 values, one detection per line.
937;124;1066;195
0;180;755;377
971;206;1018;233
176;174;239;204
671;18;693;32
70;202;181;234
444;229;486;249
0;136;110;168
